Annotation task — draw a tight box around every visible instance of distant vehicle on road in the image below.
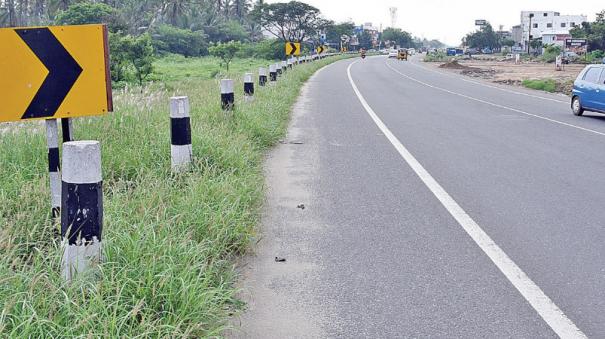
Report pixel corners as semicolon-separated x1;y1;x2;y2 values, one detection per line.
388;50;398;58
572;64;605;116
482;48;493;54
397;49;408;61
408;48;416;55
466;48;479;56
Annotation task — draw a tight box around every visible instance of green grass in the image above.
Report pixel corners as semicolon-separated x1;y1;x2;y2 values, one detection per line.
522;79;557;92
0;54;350;337
152;54;273;82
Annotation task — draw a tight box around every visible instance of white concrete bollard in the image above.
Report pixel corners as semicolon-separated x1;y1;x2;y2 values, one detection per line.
244;73;254;102
269;64;277;82
221;79;235;110
259;67;268;86
281;61;287;73
61;141;103;282
46;119;61;218
170;96;192;172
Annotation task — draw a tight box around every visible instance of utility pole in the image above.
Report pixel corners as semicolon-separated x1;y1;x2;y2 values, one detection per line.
527;13;534;54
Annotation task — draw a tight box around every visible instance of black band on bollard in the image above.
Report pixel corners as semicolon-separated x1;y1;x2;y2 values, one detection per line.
270;72;277;81
61;118;72;143
61;181;103;245
244;82;254;96
48;147;60;173
259;75;267;86
221;93;235;110
171;117;192;146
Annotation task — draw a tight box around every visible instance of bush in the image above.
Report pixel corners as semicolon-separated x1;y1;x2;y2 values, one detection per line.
588;50;604;62
203;20;249;43
522;79;556;92
152;25;208;57
238;39;285;60
541;44;562;63
424;51;449;62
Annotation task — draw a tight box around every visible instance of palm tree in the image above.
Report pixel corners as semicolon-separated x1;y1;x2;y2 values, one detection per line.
162;0;191;27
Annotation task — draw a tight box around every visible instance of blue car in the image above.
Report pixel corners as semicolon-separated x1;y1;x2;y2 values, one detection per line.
572;64;605;116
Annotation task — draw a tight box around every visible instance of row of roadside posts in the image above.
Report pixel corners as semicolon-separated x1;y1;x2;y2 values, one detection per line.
171;52;337;172
0;22;342;284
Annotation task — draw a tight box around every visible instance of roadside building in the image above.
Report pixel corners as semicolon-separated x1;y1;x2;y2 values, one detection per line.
541;30;572;48
520;11;587;51
512;25;523;46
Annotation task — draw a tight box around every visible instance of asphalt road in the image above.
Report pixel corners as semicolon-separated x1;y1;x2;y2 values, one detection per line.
231;56;605;338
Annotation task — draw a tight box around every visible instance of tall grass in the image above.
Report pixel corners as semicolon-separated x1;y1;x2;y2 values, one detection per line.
0;55;349;337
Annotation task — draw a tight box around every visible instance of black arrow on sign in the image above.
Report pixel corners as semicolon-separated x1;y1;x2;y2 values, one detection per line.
289;42;298;55
15;28;83;119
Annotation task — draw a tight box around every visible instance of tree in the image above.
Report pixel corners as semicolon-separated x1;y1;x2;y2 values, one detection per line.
570;10;605;52
152;24;208;57
55;2;123;31
381;27;414;48
357;30;373;50
209;40;242;70
464;23;501;49
501;39;515;48
529;38;543;55
123;34;155;86
251;1;330;42
325;21;355;43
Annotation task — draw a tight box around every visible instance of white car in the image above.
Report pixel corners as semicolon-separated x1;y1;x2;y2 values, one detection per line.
388;50;398;58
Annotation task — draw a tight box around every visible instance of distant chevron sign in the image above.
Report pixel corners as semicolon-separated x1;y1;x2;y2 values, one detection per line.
285;42;300;56
0;24;112;122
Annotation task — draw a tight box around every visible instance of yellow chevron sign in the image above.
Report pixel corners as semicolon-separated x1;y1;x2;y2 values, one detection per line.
285;42;301;56
316;45;326;54
0;24;112;123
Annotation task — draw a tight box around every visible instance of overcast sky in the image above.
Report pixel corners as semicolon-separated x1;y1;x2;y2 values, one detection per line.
266;0;604;46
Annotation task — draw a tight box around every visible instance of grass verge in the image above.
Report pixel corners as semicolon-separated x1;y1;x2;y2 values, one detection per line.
0;54;349;337
522;79;557;93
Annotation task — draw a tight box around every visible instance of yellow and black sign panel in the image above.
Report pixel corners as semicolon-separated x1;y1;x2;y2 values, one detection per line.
0;24;112;123
285;42;301;56
316;45;326;54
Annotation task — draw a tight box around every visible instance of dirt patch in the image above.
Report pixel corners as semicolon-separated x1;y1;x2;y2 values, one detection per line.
439;60;469;70
430;58;584;95
461;68;499;79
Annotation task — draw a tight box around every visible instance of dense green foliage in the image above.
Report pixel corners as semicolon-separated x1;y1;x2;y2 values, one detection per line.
381;27;415;48
541;44;562;62
464;23;501;49
251;1;330;42
152;24;209;57
570;10;605;53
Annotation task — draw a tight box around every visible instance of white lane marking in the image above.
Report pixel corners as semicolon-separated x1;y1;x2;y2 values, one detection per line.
347;61;586;339
405;60;570;104
385;61;605;138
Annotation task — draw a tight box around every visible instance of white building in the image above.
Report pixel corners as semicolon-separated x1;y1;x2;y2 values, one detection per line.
541;31;572;48
520;11;587;49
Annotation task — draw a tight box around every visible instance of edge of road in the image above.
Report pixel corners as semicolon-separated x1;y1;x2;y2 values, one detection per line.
347;59;588;339
227;58;356;338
